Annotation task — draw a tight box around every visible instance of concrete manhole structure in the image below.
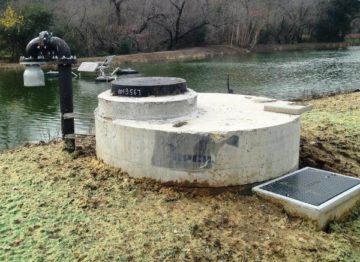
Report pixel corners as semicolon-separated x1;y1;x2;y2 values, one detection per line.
95;77;312;187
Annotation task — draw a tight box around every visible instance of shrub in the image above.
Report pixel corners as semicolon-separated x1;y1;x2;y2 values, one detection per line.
0;5;53;60
314;0;360;42
115;40;132;55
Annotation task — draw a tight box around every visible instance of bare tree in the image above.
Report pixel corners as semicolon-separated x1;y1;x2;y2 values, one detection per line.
150;0;210;49
6;0;329;55
109;0;129;25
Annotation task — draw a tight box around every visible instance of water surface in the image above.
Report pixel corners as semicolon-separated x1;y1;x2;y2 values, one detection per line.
1;47;360;150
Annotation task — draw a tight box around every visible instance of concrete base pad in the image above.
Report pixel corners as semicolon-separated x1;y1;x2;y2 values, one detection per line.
253;167;360;229
96;93;303;187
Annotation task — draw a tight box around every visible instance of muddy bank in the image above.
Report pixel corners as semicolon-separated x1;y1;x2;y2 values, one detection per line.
0;62;23;70
0;93;359;261
0;46;245;69
78;45;246;65
300;92;360;177
0;62;56;71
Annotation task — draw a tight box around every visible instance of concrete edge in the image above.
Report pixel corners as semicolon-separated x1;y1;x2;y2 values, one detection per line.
252;167;360;229
264;103;313;115
318;186;360;229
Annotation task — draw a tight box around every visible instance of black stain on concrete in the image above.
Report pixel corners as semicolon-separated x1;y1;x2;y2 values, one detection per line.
151;133;240;171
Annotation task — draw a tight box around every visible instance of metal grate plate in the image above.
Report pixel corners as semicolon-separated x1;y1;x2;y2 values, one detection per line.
260;168;360;206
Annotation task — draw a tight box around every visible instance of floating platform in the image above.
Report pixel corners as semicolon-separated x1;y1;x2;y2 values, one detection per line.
95;77;312;187
253;167;360;229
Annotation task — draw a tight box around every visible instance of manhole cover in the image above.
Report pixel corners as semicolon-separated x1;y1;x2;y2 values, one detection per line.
111;77;187;97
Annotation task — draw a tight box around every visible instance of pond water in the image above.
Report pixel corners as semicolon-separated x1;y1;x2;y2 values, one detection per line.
1;47;360;150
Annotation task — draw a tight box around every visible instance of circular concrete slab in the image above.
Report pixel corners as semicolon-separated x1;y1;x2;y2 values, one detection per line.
95;92;302;187
111;77;187;97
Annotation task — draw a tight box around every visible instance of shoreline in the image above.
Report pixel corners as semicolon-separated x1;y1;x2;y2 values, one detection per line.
76;42;354;66
291;88;360;102
0;42;353;69
78;45;246;65
253;42;351;53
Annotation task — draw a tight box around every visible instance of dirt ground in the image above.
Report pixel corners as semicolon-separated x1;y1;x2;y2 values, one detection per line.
0;93;359;261
300;92;360;176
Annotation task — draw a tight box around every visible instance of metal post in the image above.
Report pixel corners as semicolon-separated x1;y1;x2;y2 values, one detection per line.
226;74;234;94
227;74;230;92
58;64;75;152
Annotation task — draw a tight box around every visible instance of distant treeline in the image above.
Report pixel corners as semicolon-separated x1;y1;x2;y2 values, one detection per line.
1;0;359;60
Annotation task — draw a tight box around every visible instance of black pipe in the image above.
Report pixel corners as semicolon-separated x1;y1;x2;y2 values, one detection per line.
22;31;76;152
25;32;72;60
24;37;41;58
58;64;75;152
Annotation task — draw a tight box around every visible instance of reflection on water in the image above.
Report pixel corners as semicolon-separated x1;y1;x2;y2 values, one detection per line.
135;47;360;98
0;72;110;150
1;47;360;150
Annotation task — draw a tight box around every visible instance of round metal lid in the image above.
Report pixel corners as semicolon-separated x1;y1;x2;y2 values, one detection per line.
111;77;187;97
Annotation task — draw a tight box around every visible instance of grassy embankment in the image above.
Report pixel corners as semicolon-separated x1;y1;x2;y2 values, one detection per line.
0;92;359;261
